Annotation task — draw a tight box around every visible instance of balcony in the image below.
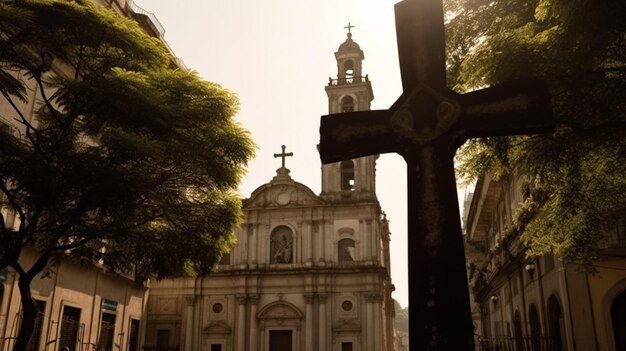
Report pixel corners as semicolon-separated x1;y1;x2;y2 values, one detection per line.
126;0;165;37
327;76;369;86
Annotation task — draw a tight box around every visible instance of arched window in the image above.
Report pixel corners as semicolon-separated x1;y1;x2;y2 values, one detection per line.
340;160;355;191
547;295;564;351
341;96;355;112
338;239;356;263
513;310;524;351
270;226;293;264
529;304;541;351
612;290;626;350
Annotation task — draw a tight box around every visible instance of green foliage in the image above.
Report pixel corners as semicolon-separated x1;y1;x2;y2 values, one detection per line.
393;299;409;332
450;0;626;269
0;0;254;285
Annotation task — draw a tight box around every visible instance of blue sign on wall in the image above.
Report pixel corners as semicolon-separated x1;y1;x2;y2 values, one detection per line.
101;298;118;312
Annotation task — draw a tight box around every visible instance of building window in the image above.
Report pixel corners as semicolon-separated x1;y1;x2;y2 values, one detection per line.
340;160;355;191
97;312;115;351
210;345;222;351
25;300;46;351
547;295;565;351
341;96;355;112
59;306;81;351
212;303;223;314
612;289;626;350
271;226;293;264
128;319;140;351
338;239;356;263
342;342;353;351
341;300;353;312
529;304;541;351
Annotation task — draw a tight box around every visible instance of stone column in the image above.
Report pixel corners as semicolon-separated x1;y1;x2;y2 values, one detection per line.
365;294;375;351
318;294;327;351
184;296;194;351
305;222;313;266
248;295;259;351
250;224;258;267
236;294;247;350
372;293;382;350
304;293;314;351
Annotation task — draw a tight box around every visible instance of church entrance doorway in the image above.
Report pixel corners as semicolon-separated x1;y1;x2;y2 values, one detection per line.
269;330;292;351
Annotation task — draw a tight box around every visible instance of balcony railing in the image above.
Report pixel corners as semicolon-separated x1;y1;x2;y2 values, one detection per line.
477;336;561;351
126;0;165;37
327;75;369;86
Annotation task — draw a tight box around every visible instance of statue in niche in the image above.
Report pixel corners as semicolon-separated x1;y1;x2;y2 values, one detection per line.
271;227;293;264
339;238;356;263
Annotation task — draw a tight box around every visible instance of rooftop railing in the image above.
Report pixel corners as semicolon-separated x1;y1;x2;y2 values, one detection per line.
327;75;369;86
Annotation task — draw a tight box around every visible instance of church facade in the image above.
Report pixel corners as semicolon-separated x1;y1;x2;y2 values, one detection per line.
144;32;395;351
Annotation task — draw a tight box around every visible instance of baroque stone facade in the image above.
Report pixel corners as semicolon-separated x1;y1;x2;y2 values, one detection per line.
144;32;395;351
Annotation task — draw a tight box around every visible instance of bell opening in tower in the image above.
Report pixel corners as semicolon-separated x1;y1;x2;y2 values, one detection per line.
340;160;355;191
341;96;355;112
343;59;354;83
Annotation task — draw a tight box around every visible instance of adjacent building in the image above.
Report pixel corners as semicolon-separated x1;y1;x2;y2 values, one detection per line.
464;173;626;350
143;31;396;351
0;2;175;351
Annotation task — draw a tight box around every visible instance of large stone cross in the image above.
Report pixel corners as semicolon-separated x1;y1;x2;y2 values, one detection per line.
273;145;293;169
319;0;553;349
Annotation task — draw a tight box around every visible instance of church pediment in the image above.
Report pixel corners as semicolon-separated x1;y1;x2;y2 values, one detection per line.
333;319;361;332
202;321;232;335
244;169;323;208
258;301;303;320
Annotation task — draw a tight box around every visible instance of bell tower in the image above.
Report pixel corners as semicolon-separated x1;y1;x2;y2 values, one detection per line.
321;24;377;202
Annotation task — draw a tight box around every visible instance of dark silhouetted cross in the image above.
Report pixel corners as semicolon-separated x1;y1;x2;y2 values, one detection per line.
344;22;355;34
319;0;553;349
273;145;293;169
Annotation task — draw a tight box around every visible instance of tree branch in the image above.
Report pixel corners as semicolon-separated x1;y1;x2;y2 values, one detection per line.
33;72;63;126
0;90;42;150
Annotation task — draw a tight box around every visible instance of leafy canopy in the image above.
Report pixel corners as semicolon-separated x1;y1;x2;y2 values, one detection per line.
0;0;255;281
448;0;625;269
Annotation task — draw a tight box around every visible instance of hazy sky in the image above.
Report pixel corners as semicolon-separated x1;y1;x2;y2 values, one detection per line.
140;0;469;308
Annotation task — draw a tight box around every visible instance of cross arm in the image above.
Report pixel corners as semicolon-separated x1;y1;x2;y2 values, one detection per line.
319;110;396;164
459;78;554;139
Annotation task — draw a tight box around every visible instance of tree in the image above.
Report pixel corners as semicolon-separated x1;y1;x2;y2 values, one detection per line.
393;299;409;333
0;1;254;350
447;0;625;270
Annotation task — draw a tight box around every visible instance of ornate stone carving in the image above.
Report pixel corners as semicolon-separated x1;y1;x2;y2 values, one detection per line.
236;294;247;305
318;293;327;304
304;293;315;304
248;294;259;305
364;292;383;303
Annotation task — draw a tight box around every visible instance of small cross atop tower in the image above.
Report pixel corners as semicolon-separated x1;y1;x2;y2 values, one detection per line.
344;22;355;34
273;145;293;169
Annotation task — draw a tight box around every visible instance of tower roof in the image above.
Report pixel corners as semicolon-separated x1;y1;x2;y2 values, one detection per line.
338;32;362;53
